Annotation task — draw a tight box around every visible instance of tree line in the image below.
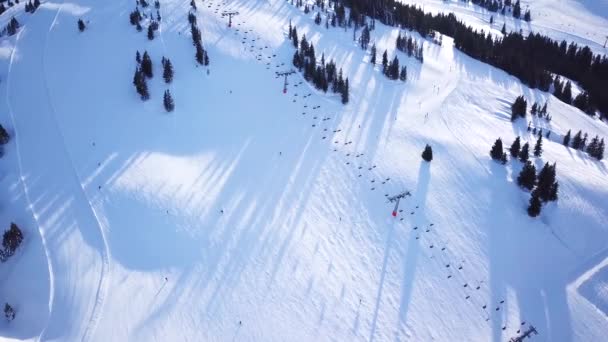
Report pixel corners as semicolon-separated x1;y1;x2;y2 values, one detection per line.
490;135;558;217
328;0;608;119
563;129;605;160
289;24;350;104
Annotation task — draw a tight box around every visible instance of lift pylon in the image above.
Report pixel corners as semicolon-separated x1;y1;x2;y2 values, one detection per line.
276;69;296;94
221;11;239;27
387;191;411;217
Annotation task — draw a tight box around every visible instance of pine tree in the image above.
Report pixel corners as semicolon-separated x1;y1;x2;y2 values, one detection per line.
136;51;141;64
530;102;537;115
190;0;196;10
540;102;548;116
524;10;531;22
78;19;86;32
148;23;155;40
511;95;527;121
581;133;588;151
4;303;15;321
195;42;205;65
536;162;558;202
513;0;521;19
133;68;149;100
292;27;298;48
534;135;543;157
163;90;175;112
563;81;572;104
381;50;388;73
510;136;521;157
370;44;376;64
501;23;506;35
490;138;504;162
597;139;605;160
517;161;536;190
586;135;599;158
422;144;433;162
0;124;10;145
163;58;173;83
519;142;530;162
563;129;571;146
141;51;153;78
360;25;370;50
571;130;583;149
2;223;23;257
314;12;322;25
527;191;542;217
399;66;407;81
341;78;349;104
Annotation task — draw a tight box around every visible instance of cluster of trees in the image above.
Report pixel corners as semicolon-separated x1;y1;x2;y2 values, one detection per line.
4;17;19;37
0;124;21;321
161;57;173;84
189;12;209;66
129;2;161;32
552;76;572;104
529;100;551;120
563;130;605;160
0;223;23;262
289;25;350;104
331;0;608;119
129;8;143;31
396;32;423;63
133;51;151;100
147;21;159;40
526;163;558;217
491;135;543;164
511;95;527;121
469;0;530;21
512;96;552;122
380;50;407;81
526;124;551;139
24;0;41;13
490;135;557;217
132;51;175;111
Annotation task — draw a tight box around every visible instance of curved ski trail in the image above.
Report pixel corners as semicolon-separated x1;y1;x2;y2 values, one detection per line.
6;3;111;341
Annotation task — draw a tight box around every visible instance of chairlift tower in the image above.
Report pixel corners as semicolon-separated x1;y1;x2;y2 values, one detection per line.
387;191;411;217
221;11;239;27
276;70;296;94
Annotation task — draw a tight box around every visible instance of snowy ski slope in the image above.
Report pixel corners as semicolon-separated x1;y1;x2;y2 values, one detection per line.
0;0;607;341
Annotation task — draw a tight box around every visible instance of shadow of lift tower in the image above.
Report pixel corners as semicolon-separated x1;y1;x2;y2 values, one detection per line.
509;325;538;342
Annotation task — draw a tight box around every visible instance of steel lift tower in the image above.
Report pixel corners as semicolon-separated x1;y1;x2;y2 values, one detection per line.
276;70;296;94
221;11;239;27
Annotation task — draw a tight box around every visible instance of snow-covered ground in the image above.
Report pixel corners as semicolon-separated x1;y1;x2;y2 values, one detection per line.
0;0;607;341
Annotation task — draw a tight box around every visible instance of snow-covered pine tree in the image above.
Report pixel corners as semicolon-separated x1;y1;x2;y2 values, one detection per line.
534;135;543;157
519;142;530;162
517;161;536;190
422;144;433;162
527;191;542;217
163;90;175;112
510;136;521;157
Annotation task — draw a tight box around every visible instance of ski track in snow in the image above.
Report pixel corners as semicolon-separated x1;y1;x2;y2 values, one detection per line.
6;2;111;341
40;4;112;341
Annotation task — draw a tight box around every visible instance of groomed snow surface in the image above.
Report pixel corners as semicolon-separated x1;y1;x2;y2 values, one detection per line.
0;0;607;341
